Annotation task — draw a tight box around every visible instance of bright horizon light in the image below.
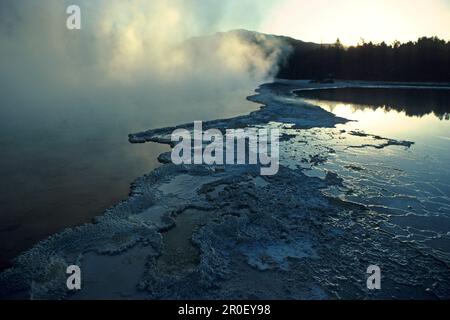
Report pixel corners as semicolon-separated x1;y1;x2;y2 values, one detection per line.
258;0;450;46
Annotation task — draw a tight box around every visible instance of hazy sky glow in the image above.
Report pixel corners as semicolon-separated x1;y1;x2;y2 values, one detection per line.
259;0;450;45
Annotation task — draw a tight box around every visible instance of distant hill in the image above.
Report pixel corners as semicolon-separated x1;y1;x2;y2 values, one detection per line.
185;29;322;52
185;30;450;83
182;29;324;78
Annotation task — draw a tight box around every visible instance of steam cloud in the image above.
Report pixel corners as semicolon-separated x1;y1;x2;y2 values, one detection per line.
0;0;290;115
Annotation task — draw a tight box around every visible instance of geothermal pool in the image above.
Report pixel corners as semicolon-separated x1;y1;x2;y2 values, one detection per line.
293;85;450;262
0;85;258;269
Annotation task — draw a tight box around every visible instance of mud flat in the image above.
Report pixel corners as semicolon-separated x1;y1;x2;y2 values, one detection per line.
1;80;449;299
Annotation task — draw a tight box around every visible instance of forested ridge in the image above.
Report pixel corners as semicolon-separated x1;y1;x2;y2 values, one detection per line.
277;37;450;82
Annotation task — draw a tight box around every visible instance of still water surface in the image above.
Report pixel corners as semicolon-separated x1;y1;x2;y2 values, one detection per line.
295;87;450;261
0;85;259;269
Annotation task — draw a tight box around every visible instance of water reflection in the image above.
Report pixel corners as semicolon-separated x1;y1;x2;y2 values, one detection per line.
295;87;450;120
291;86;450;261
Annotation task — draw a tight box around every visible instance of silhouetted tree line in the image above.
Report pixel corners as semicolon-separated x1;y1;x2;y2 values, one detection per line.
277;37;450;82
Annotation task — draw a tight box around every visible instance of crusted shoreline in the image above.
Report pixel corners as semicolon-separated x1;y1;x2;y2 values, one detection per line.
1;80;449;300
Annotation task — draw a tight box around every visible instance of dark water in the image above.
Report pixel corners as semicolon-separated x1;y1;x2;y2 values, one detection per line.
296;87;450;120
0;85;259;270
297;87;450;120
294;86;450;261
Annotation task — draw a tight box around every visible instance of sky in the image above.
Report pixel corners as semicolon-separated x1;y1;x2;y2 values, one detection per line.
259;0;450;45
196;0;450;45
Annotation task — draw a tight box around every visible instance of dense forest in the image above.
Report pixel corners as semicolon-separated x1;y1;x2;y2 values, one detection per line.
277;37;450;82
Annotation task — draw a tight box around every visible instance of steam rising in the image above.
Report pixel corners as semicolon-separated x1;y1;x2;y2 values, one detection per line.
0;0;289;108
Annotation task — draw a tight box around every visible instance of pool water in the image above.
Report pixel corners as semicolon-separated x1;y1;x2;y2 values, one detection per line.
291;87;450;262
